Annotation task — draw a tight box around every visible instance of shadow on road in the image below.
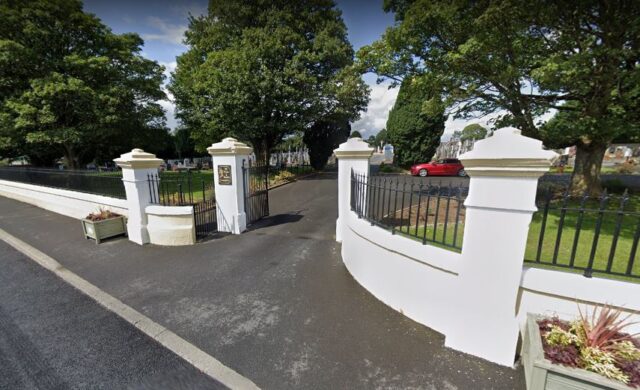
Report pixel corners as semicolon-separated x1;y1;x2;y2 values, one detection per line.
247;210;306;231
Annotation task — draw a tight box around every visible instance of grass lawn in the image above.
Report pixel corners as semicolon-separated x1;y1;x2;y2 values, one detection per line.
392;195;640;283
524;195;640;282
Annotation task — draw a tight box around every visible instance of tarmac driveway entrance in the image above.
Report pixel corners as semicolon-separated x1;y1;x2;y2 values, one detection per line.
0;172;524;389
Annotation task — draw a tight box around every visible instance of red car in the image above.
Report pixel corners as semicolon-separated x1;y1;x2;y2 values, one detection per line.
410;158;467;177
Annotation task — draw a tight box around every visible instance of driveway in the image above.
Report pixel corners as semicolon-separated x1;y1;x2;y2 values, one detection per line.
0;172;525;389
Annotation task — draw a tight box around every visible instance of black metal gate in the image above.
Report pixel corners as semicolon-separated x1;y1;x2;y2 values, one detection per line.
243;160;269;225
193;196;217;239
148;172;218;240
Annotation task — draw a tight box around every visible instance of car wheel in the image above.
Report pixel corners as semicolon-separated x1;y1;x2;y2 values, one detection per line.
419;169;428;177
458;169;467;177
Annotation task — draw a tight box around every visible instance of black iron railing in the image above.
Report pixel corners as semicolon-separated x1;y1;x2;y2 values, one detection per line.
0;166;126;199
525;189;640;281
148;171;214;206
350;171;468;250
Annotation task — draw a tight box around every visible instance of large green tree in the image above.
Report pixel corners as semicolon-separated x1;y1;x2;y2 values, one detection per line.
358;0;640;195
171;0;369;164
303;115;350;170
460;124;487;142
0;0;168;168
386;77;445;167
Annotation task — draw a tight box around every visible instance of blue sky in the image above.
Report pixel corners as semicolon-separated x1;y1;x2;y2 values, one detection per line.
83;0;472;138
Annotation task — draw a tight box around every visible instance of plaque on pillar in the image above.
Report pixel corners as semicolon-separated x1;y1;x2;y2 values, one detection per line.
218;165;232;185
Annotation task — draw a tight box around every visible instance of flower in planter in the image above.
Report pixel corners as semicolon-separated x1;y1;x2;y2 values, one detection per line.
538;304;640;386
86;208;121;222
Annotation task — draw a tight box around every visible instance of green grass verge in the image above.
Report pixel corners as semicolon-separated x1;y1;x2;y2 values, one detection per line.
394;195;640;283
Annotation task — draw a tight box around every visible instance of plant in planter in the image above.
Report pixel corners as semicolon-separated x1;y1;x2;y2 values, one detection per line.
82;208;127;244
523;305;640;389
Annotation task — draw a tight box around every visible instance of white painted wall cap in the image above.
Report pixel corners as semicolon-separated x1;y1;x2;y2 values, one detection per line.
459;127;557;162
113;148;162;169
334;137;374;159
146;205;194;216
207;137;253;156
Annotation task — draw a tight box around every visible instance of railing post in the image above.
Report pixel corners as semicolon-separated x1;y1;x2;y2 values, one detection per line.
114;148;162;245
207;137;253;234
444;127;557;366
334;138;374;242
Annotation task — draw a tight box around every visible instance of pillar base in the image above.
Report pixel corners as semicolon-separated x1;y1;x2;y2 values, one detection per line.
126;220;149;245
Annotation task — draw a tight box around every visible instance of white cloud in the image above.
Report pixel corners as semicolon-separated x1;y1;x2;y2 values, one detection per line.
351;81;399;138
142;16;187;45
159;60;177;80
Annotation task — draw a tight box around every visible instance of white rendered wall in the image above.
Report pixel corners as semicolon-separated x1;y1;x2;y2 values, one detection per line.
342;211;461;334
0;179;128;219
341;209;640;359
518;267;640;334
145;205;195;246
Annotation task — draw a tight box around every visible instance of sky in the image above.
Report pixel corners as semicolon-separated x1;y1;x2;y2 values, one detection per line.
83;0;489;140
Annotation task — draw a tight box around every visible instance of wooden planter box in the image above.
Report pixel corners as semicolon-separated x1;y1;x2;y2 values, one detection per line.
82;216;127;244
522;313;631;390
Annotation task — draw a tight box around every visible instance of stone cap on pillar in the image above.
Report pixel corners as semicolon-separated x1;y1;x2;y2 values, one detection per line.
458;127;558;177
207;137;253;156
113;148;162;169
334;137;374;159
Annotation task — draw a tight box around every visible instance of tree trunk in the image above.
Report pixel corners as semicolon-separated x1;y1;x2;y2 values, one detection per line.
570;141;608;196
252;138;271;167
63;144;80;169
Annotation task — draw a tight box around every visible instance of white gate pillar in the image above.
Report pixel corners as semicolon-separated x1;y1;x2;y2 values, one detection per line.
207;138;252;234
334;138;374;242
114;148;162;245
444;127;557;366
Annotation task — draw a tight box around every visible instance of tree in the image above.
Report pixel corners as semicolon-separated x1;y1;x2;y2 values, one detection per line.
0;0;168;168
350;130;362;138
366;135;376;145
386;76;445;167
374;128;388;148
170;0;369;165
358;0;640;195
173;127;196;159
460;124;487;142
303;116;350;170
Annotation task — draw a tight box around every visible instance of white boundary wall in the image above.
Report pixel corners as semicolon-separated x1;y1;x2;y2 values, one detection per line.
342;210;640;342
0;178;128;219
336;130;640;366
518;267;640;334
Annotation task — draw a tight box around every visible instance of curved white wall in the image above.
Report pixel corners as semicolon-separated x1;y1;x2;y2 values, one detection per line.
342;210;640;350
145;205;195;246
0;179;128;219
342;211;461;335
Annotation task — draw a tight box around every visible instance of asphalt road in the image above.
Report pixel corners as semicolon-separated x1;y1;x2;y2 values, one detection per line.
0;240;224;390
0;173;525;389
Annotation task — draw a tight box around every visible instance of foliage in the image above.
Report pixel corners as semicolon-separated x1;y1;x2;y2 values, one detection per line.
386;76;444;167
539;305;640;385
460;124;487;142
0;0;168;168
303;116;350;170
357;0;640;195
374;128;388;147
173;127;196;159
85;208;121;222
378;163;406;174
576;304;638;352
170;0;369;164
349;130;362;138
